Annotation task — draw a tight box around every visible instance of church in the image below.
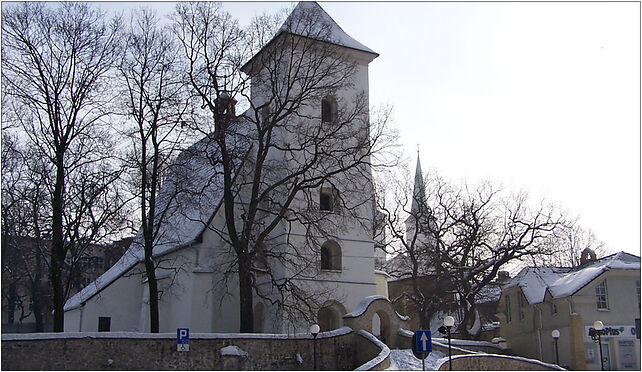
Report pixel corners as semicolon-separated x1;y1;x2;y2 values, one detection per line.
63;2;387;334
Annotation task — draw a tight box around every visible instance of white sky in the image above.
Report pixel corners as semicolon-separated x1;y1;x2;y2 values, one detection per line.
101;1;640;256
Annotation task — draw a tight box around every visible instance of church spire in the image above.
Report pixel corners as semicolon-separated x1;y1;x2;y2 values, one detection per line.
411;152;428;216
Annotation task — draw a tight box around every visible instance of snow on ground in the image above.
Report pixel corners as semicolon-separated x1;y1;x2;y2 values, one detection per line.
387;349;447;371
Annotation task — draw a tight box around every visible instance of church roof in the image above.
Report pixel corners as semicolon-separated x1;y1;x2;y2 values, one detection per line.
242;2;377;72
64;115;252;311
279;2;377;55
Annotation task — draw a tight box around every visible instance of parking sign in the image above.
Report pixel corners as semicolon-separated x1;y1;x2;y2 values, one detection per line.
177;328;189;352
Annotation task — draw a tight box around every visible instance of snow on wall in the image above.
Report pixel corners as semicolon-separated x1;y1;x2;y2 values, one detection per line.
2;327;353;341
220;345;248;357
355;330;390;371
439;353;566;371
343;295;408;322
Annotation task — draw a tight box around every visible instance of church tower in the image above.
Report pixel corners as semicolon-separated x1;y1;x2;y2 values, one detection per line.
405;153;436;253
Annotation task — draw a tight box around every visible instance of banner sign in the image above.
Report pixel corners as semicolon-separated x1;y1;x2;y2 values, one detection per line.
585;325;636;338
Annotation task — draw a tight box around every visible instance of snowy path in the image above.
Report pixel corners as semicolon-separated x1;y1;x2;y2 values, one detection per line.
387;349;447;370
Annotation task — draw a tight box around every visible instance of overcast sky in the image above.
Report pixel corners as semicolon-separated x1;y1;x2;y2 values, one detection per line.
103;1;640;257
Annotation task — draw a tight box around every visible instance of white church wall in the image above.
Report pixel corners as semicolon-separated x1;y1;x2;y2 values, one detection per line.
64;267;144;332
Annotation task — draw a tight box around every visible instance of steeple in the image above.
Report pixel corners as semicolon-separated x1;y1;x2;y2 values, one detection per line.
410;152;428;217
242;2;377;73
279;2;378;56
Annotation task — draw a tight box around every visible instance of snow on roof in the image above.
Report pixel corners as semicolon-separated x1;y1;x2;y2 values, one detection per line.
549;251;640;298
279;2;377;56
475;282;503;304
64;115;252;311
505;251;640;304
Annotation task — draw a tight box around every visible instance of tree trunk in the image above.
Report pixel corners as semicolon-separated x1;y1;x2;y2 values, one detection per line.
144;240;160;333
33;254;45;332
238;250;254;333
7;282;16;324
51;153;65;332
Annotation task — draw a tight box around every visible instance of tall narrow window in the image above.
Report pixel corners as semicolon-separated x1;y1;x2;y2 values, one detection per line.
98;317;111;332
320;240;342;271
321;96;337;123
320;186;338;212
505;295;512;323
595;279;608;310
518;292;526;320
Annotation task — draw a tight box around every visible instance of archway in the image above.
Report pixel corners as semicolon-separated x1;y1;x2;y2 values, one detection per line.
373;310;391;345
318;300;346;331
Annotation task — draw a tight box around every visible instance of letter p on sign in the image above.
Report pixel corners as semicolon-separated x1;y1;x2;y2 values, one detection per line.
177;328;189;352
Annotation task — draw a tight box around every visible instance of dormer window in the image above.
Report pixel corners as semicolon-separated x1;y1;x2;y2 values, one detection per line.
320;186;338;212
321;96;337;123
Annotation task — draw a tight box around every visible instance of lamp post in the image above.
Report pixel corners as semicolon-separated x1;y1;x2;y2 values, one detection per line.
310;324;320;371
551;329;560;366
592;321;605;371
444;316;455;371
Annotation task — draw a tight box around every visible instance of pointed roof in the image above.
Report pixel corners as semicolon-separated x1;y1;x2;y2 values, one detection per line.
410;153;428;216
279;2;377;55
242;2;377;72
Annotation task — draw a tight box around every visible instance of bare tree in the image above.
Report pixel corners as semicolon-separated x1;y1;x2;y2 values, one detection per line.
530;222;609;267
2;2;127;331
173;2;395;332
377;166;567;338
117;8;190;333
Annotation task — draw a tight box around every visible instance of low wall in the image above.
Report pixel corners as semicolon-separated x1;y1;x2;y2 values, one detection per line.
432;337;509;355
436;354;565;371
397;329;509;356
2;327;377;370
354;330;390;371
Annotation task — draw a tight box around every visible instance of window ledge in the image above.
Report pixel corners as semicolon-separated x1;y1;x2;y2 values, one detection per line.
597;308;610;312
321;269;342;273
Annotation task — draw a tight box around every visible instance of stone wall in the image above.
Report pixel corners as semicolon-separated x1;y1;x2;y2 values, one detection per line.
436;354;565;371
342;295;410;349
2;328;374;370
397;329;509;356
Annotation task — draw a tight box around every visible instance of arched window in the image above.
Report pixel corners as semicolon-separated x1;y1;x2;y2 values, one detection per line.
321;96;337;123
320;186;339;212
320;240;341;271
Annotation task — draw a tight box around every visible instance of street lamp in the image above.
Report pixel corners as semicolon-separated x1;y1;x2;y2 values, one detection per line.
551;329;560;366
310;324;320;371
443;316;455;371
589;321;605;371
